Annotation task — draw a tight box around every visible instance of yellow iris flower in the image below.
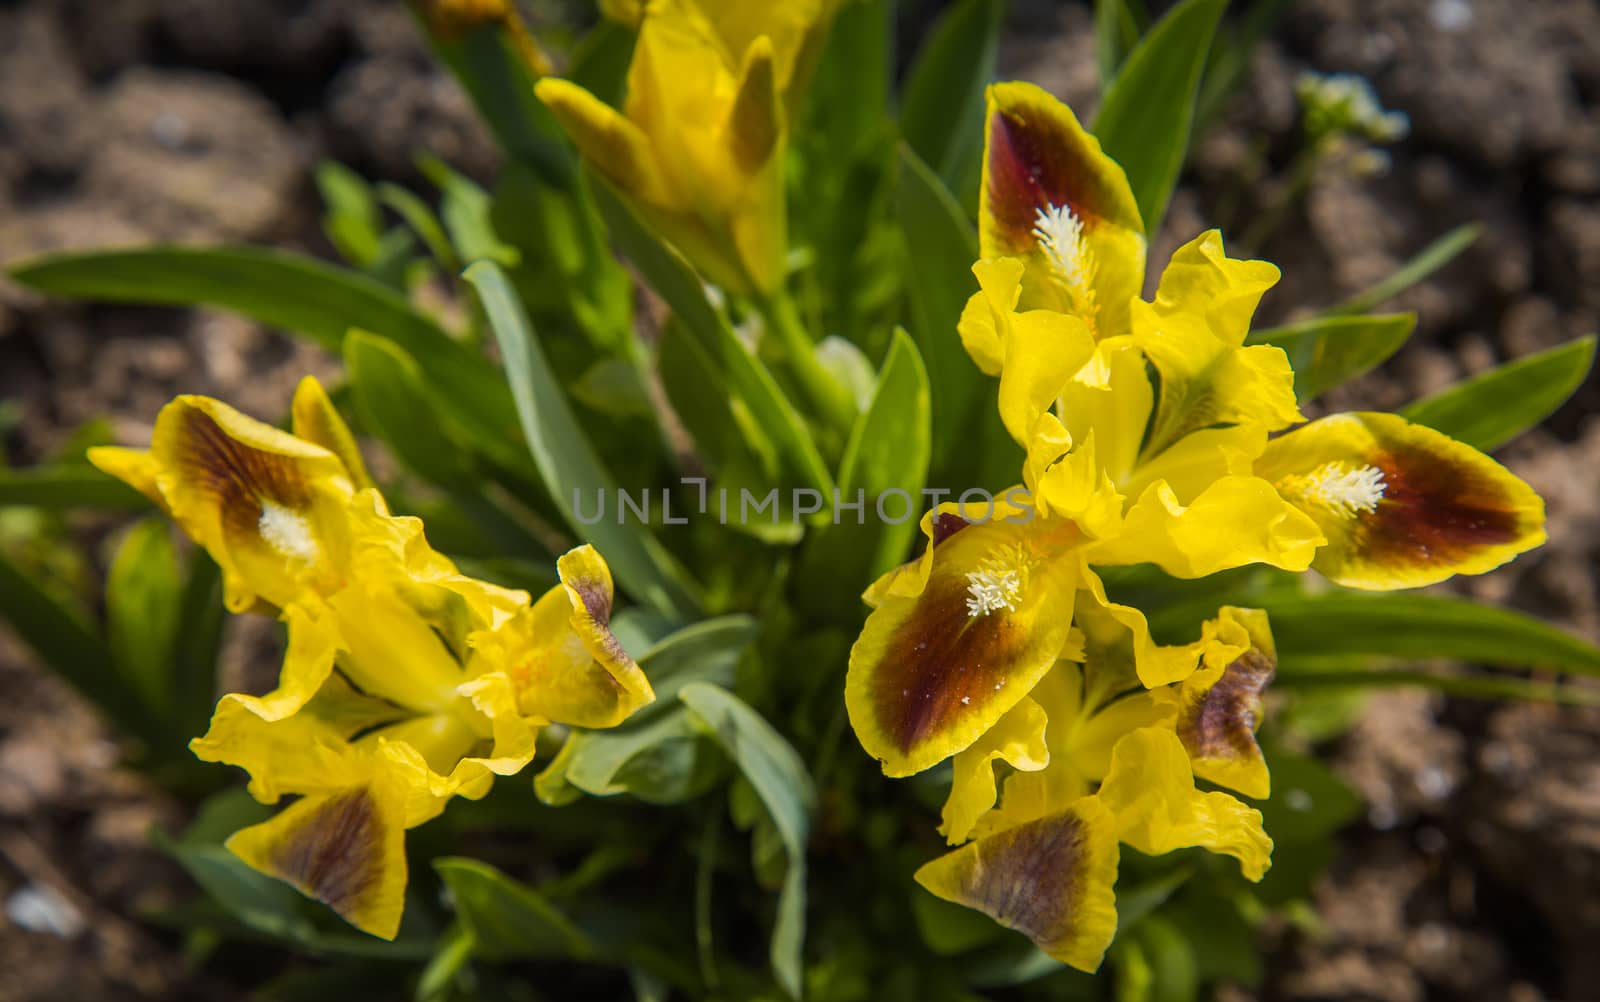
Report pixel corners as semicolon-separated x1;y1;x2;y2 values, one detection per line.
847;80;1548;970
918;605;1277;972
89;379;653;939
536;0;842;295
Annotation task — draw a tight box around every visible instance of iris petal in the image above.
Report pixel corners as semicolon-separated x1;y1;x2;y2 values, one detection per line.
1159;607;1276;799
1096;727;1272;881
846;515;1081;776
980;81;1145;336
227;784;409;940
1259;412;1547;589
940;695;1050;845
148;395;354;611
915;796;1121;972
1088;476;1324;580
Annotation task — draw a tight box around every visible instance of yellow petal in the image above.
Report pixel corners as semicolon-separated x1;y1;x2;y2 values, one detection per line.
980;81;1145;337
1055;338;1152;487
958;286;1004;376
190;693;369;805
959;256;1116;443
235;598;344;722
454;670;542;775
536;77;672;206
995;312;1096;449
1096;728;1272;881
1258;412;1547;589
291;376;374;490
846;515;1082;777
149;395;355;611
940;695;1050;845
87;446;168;513
915;796;1121;972
1123;421;1266;506
473;545;654;730
1157;607;1276;799
1132;308;1301;462
227;783;409;939
727;35;781;173
962;663;1087;840
1023;417;1123;539
690;0;840;92
860;500;1020;608
1072;574;1232;692
1146;230;1280;347
1089;476;1324;580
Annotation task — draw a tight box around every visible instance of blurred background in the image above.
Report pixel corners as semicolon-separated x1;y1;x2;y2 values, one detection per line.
1;1;1597;999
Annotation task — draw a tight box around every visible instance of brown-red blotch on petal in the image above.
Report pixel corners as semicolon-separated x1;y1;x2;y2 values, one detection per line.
1180;646;1273;762
980;82;1143;257
252;786;406;936
1352;445;1529;576
847;518;1080;776
870;578;1030;754
170;403;316;541
1262;413;1546;589
915;797;1120;971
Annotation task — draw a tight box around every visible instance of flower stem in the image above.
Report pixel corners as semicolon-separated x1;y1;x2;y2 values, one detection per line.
753;290;858;436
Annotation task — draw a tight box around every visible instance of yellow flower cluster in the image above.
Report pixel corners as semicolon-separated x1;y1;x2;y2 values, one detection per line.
845;83;1547;970
90;380;653;939
537;0;845;296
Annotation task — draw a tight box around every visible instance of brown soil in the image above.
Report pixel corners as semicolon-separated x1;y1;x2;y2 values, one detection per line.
2;1;1598;999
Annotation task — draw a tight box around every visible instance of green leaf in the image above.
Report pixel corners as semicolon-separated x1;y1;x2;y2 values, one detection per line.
678;682;815;1000
539;708;722;806
1114;865;1194;929
912;890;1007;955
796;331;932;617
1194;0;1294;133
468;261;699;620
316;161;385;269
433;858;596;962
1247;312;1416;401
1263;590;1600;676
895;146;1014;490
657;323;799;544
417;17;572;185
1401;335;1597;451
570;357;655;419
1255;745;1362;846
7;246;530;478
1274;667;1600;707
157;835;317;944
567;18;636;107
1129;916;1198;1002
0;545;154;745
416;924;476;1002
378;182;459;271
419;154;519;269
1329;223;1481;316
633;616;757;712
171;549;224;740
1095;0;1141;86
589;178;832;496
1092;0;1227;235
345;330;475;484
0;466;149;509
899;0;1003;190
808;0;892;164
836;330;931;556
105;519;183;721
